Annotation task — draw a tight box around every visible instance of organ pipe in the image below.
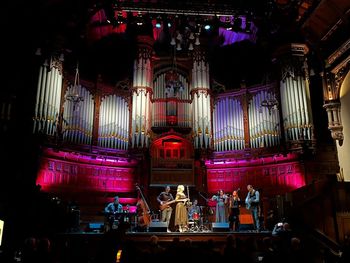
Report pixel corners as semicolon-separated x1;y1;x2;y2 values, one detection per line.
191;48;211;149
213;96;244;151
278;44;314;143
33;57;63;137
248;89;281;148
97;95;129;150
63;85;93;145
131;37;153;148
152;70;191;127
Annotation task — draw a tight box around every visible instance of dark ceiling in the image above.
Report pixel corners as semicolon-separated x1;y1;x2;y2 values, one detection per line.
7;0;342;89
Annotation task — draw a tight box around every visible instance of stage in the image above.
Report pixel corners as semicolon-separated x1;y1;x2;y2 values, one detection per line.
56;228;271;244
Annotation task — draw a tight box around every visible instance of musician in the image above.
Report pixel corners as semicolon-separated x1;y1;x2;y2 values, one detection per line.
157;185;174;231
228;190;240;231
211;189;228;223
104;196;123;231
188;199;201;222
104;196;123;214
245;184;260;231
174;185;189;232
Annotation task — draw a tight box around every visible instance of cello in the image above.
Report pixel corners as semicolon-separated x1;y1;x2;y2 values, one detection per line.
135;184;151;228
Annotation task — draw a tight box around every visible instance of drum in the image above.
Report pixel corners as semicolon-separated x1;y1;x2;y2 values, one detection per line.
112;219;119;230
193;212;200;221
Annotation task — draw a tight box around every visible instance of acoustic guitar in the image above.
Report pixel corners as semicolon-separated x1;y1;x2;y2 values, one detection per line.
159;198;189;211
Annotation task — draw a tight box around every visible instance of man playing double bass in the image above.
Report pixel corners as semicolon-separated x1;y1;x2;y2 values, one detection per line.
157;185;174;232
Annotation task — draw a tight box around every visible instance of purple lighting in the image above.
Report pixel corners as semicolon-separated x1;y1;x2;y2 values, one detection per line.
218;16;257;46
36;148;138;193
206;153;306;195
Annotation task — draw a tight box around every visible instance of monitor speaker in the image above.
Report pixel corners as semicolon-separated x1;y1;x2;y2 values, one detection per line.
212;222;230;232
87;222;104;232
149;221;168;232
239;223;255;231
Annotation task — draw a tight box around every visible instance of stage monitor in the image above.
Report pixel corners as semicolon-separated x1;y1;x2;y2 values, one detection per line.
212;222;230;232
149;221;168;232
87;222;104;232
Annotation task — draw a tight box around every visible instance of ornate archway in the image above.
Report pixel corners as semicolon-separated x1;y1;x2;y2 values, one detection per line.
149;133;194;186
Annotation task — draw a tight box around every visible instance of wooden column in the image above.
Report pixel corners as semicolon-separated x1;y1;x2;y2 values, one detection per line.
92;75;102;146
240;82;250;149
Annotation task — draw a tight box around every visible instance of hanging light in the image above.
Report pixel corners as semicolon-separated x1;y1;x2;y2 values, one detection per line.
165;47;183;98
66;63;84;111
194;33;200;45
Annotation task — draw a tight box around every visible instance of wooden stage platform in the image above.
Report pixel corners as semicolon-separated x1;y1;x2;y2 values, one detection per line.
51;229;273;263
125;230;270;242
55;229;271;244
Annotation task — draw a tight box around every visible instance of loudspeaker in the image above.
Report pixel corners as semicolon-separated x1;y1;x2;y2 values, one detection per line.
149;221;168;232
238;223;255;231
87;222;104;232
212;222;230;232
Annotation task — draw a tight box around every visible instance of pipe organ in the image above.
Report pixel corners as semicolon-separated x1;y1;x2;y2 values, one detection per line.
191;49;212;149
152;72;191;127
249;89;281;148
63;85;94;145
32;42;315;155
131;36;154;148
213;96;244;151
278;44;314;142
98;95;129;150
33;57;63;136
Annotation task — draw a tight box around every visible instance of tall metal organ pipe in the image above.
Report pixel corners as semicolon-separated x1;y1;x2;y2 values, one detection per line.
63;85;94;145
33;57;63;136
98;95;129;150
248;89;281;148
278;44;314;142
213;96;244;151
191;48;211;149
131;36;154;148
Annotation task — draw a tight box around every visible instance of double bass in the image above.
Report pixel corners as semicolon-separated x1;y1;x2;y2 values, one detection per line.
136;184;151;228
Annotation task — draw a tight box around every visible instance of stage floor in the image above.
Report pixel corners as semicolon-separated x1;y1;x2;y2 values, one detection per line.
57;229;271;244
125;230;271;242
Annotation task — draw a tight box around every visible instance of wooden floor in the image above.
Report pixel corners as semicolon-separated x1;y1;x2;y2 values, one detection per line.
125;230;270;242
56;228;271;244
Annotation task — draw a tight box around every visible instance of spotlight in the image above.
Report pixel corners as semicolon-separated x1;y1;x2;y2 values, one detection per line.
204;24;211;30
155;15;162;28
